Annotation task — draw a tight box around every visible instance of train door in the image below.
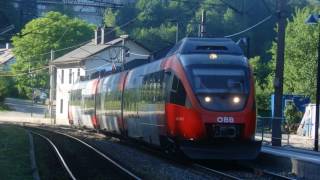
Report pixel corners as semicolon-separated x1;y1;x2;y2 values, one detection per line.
165;71;205;140
124;72;143;139
165;72;187;107
138;70;166;146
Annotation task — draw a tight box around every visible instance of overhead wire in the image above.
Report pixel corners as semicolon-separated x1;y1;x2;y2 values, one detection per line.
0;66;48;74
13;14;140;61
224;14;273;38
170;0;244;15
0;66;49;77
8;1;272;77
5;13;140;78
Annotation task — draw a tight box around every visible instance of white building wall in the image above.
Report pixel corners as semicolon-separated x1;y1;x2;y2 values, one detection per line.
55;40;150;125
55;67;85;125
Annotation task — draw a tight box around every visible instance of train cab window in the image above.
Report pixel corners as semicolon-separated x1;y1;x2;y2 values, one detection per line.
170;75;186;106
188;67;249;111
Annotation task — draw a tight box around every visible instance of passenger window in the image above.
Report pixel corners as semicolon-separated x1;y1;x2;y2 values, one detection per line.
170;75;186;106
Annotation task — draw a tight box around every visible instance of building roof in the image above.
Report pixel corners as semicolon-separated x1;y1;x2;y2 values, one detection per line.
0;48;15;65
52;37;150;65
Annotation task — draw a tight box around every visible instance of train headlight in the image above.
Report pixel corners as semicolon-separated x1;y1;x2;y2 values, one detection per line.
204;96;212;103
233;96;240;104
209;53;218;60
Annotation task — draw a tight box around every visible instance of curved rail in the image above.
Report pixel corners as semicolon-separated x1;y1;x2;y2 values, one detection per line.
31;127;141;180
30;131;77;180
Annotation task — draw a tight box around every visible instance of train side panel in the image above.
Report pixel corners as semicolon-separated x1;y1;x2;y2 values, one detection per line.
96;73;125;135
80;79;99;129
69;82;86;127
123;60;166;146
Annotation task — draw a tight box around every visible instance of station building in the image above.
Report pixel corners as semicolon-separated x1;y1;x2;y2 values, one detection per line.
51;28;151;125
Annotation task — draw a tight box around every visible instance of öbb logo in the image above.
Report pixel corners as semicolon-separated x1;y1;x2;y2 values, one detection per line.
217;116;234;123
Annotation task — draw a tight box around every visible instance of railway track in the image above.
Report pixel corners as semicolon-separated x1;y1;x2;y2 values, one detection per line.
193;163;296;180
26;124;297;180
27;126;141;180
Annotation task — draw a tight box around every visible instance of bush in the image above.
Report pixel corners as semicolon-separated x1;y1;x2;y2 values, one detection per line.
284;102;302;133
0;77;9;103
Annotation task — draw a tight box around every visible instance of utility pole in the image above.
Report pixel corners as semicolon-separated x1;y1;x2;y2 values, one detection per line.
315;25;320;151
120;35;128;71
199;10;206;38
272;0;287;146
49;50;55;125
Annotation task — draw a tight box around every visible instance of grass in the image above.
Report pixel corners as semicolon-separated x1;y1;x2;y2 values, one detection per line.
0;125;33;180
33;135;69;180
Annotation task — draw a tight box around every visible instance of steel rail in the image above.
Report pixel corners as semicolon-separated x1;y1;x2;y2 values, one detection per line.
33;127;141;180
30;131;77;180
262;169;296;180
195;163;296;180
193;164;242;180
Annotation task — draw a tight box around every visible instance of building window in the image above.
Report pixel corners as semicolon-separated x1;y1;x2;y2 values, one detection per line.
60;99;63;114
69;69;72;84
77;68;80;82
72;72;75;83
61;69;64;84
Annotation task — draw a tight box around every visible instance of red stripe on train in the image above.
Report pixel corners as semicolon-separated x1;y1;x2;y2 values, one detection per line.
165;103;205;140
92;115;99;129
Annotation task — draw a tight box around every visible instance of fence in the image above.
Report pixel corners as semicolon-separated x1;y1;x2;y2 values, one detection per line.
255;116;319;150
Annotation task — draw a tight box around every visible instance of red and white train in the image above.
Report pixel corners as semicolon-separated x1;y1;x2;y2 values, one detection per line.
68;38;261;159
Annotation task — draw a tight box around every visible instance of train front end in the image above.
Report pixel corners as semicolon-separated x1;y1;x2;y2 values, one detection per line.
165;38;261;160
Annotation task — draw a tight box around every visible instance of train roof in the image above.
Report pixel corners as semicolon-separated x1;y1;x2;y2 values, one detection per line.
166;37;243;57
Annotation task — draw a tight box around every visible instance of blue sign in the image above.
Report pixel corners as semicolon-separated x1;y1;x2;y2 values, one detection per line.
271;94;310;119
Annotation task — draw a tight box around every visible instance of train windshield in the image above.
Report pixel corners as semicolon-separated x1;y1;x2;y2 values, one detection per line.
189;67;249;111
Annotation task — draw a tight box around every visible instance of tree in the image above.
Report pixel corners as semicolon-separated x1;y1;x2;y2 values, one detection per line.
269;6;320;101
0;77;9;103
12;11;94;98
104;0;301;55
250;56;273;114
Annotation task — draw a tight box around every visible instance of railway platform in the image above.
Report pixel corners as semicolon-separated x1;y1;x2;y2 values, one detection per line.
262;145;320;165
256;145;320;180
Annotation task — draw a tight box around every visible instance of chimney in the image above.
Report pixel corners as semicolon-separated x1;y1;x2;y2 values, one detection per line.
94;28;102;45
94;29;98;45
100;27;105;45
6;43;10;49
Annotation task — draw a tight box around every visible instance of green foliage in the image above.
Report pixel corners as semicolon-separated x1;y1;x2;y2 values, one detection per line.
12;11;94;98
284;101;302;132
269;6;320;102
0;77;9;102
104;0;314;114
104;8;117;28
250;56;273;113
105;0;312;57
105;0;260;52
